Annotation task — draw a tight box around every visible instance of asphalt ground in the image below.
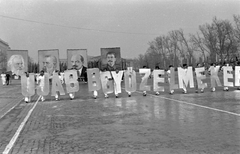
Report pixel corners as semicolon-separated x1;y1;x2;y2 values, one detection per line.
0;73;239;154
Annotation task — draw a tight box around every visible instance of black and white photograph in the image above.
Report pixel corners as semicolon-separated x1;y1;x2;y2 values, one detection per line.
0;0;240;153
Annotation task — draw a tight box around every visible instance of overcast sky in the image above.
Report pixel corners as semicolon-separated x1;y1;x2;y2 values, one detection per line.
0;0;239;62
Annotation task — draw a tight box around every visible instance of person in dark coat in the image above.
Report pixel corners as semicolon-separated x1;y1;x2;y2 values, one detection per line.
70;54;88;82
6;73;10;85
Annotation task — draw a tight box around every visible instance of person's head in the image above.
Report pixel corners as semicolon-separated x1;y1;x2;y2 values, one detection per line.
43;55;57;74
155;66;160;69
169;65;173;69
71;54;84;70
197;63;202;67
7;55;25;76
182;64;188;69
106;51;116;67
25;72;29;77
211;63;216;67
55;70;60;75
40;70;44;76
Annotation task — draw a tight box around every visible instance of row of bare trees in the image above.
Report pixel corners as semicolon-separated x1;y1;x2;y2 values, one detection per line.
132;15;240;70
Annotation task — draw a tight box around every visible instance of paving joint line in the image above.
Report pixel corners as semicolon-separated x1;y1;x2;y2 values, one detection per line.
133;90;240;117
2;95;41;154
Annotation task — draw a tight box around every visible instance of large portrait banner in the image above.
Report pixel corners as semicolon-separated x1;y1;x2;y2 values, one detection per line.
38;49;60;76
67;49;88;70
100;47;122;71
7;50;28;77
67;49;88;83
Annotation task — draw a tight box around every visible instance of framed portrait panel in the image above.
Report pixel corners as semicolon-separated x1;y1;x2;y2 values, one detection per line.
100;47;122;70
67;49;88;69
7;50;28;75
38;49;60;72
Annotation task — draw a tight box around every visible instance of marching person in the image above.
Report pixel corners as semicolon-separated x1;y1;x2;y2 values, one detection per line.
37;70;46;102
194;63;205;93
167;65;174;94
208;63;220;92
1;72;6;85
181;64;188;94
6;73;11;85
142;65;148;96
24;72;31;103
54;70;63;101
153;66;160;95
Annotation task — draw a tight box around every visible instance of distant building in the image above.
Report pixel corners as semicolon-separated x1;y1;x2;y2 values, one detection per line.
0;38;10;73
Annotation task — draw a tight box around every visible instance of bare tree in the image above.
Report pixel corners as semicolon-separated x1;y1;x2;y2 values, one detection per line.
233;15;240;41
166;31;183;67
233;14;240;56
176;29;197;65
190;32;210;63
147;36;170;69
199;17;237;64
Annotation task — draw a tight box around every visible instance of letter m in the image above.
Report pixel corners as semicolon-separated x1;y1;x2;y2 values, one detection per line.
178;66;194;89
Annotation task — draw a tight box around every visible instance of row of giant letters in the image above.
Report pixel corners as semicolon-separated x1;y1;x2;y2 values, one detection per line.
21;66;240;97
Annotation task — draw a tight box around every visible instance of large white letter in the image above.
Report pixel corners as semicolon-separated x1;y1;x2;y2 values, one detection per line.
100;71;114;95
51;73;65;96
21;73;35;97
111;71;124;94
124;69;137;93
64;70;79;93
235;66;240;86
87;68;101;92
178;66;194;89
209;66;222;88
153;70;165;92
223;66;233;87
139;69;151;91
195;67;207;89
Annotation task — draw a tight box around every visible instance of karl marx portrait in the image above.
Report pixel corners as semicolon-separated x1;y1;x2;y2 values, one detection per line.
7;54;25;76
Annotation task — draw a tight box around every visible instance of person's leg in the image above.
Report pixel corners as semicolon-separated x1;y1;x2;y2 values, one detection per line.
41;95;45;101
143;91;147;96
25;96;31;103
55;92;59;100
93;91;98;99
114;82;119;98
104;93;109;98
182;83;187;94
211;87;216;92
223;86;229;91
